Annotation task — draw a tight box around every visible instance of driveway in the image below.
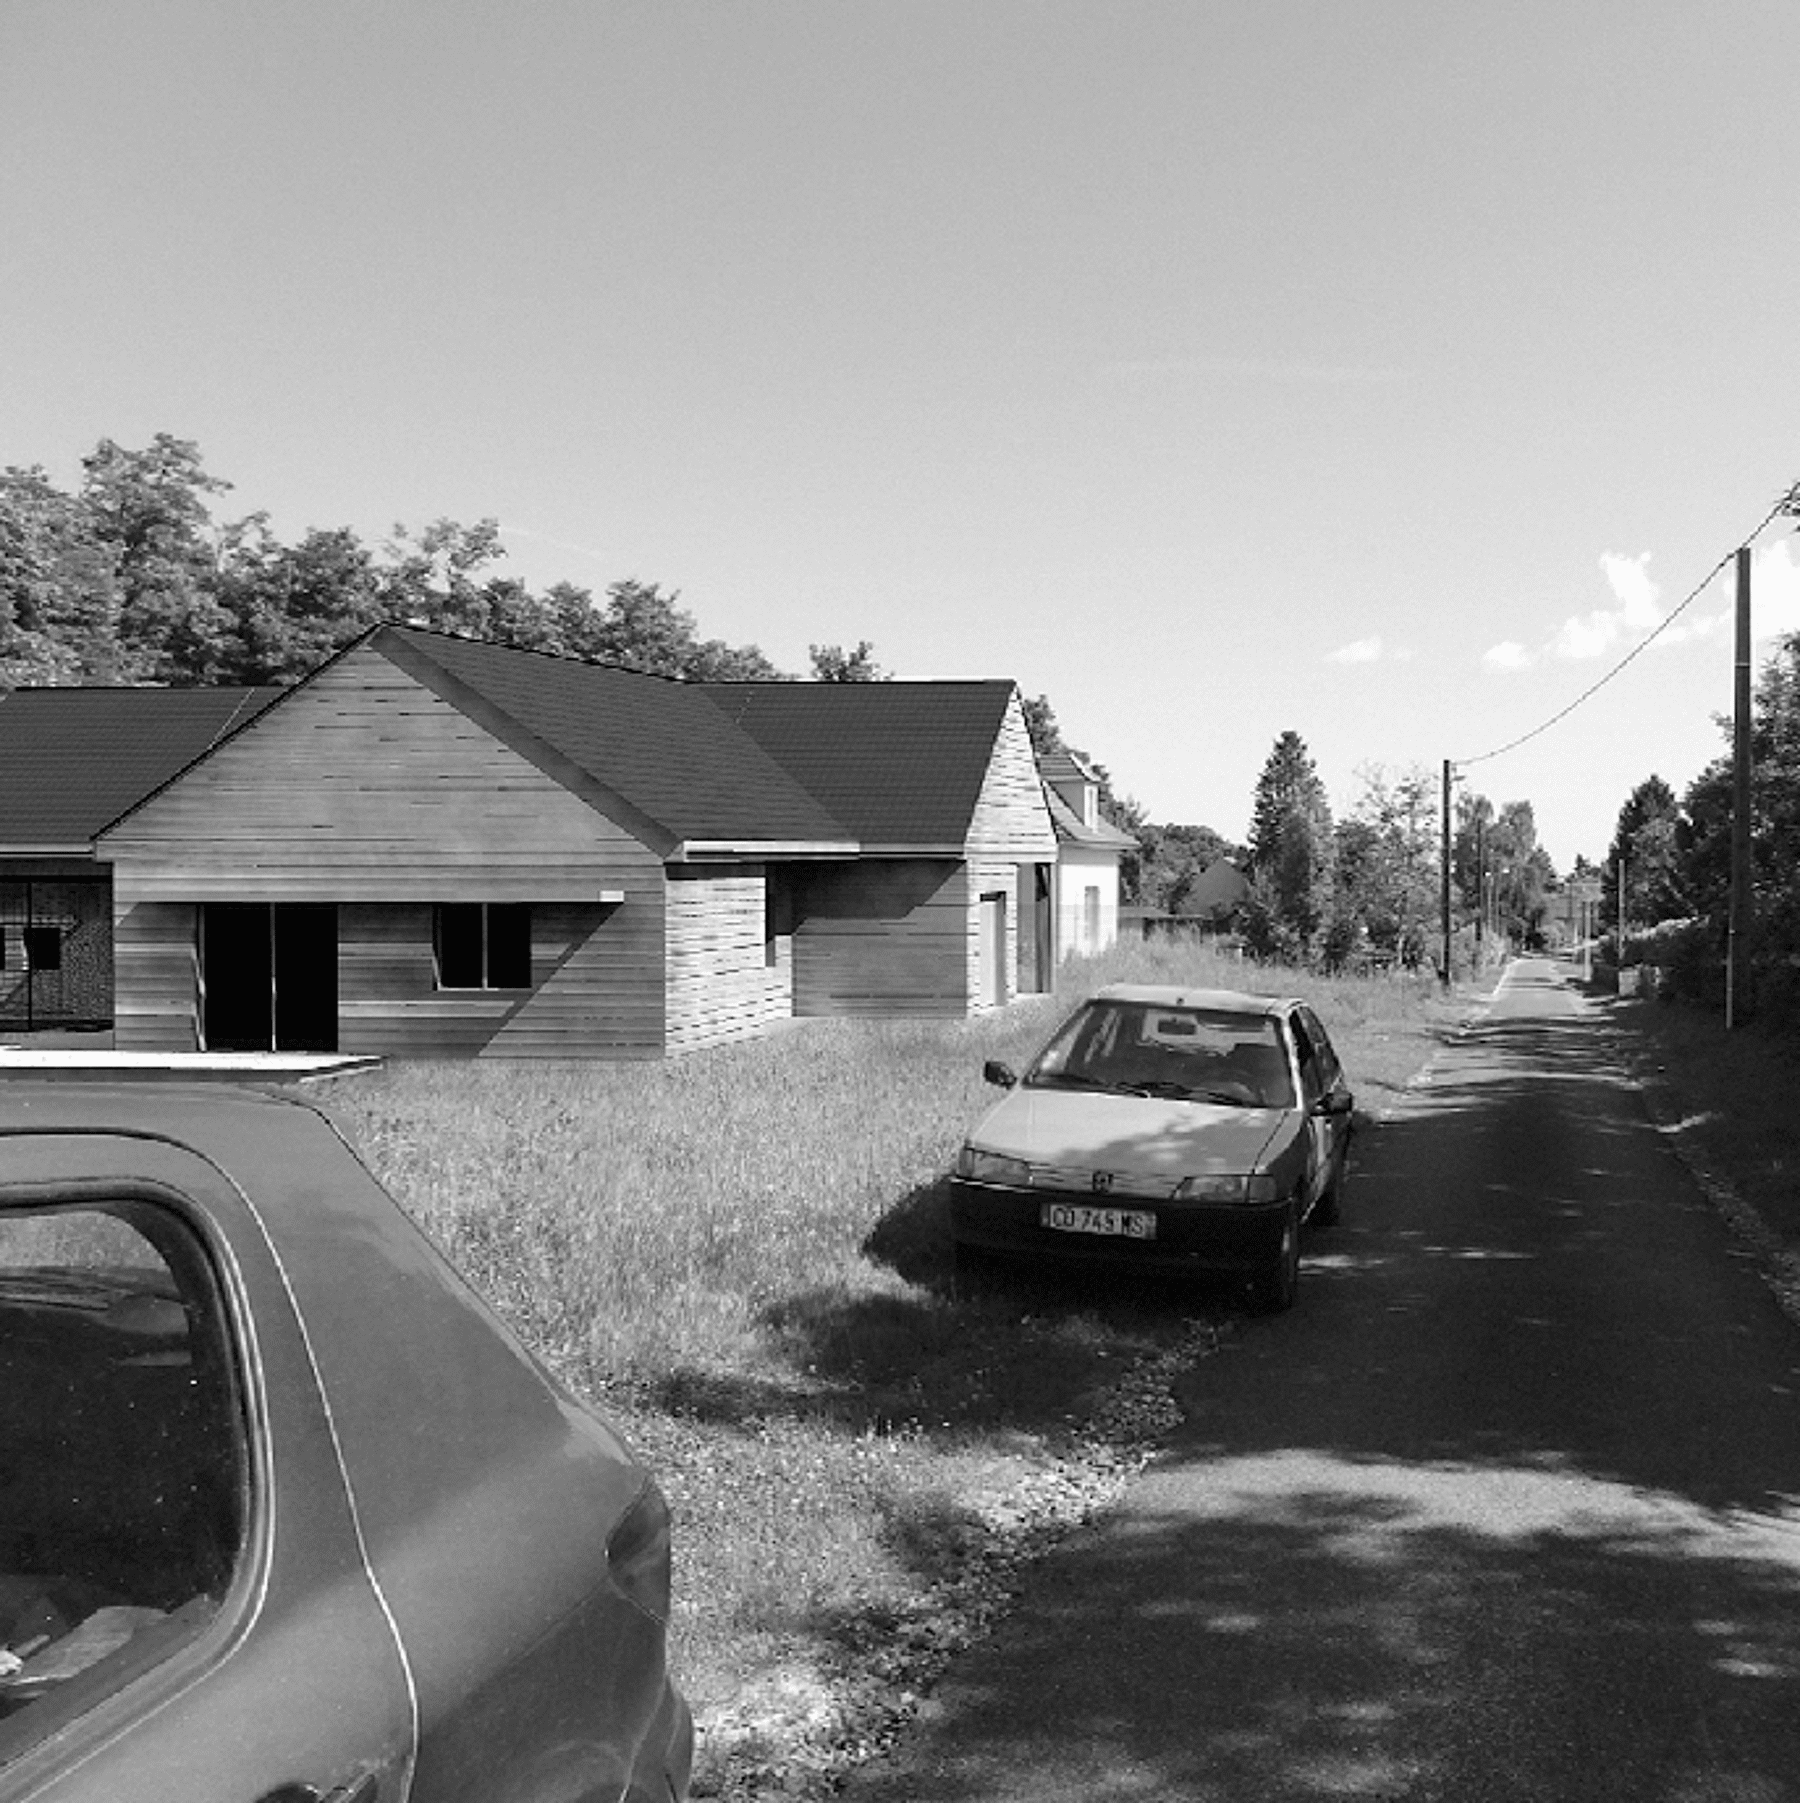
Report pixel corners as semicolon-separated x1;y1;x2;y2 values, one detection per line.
841;958;1800;1801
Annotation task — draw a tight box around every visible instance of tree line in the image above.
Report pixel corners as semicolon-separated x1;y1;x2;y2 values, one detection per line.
1229;732;1555;972
0;433;890;690
1599;626;1800;1025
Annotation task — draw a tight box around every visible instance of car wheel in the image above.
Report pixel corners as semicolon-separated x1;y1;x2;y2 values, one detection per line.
1251;1203;1300;1313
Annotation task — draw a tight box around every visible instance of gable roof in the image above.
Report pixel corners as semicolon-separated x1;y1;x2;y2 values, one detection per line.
1042;781;1138;850
378;628;853;852
0;685;280;852
12;627;1049;864
702;680;1018;848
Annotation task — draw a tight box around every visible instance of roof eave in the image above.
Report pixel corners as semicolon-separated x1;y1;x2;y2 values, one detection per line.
668;839;861;862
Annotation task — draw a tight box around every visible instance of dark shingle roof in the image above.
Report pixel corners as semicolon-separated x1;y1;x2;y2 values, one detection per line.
0;686;280;849
382;628;854;848
701;680;1016;846
1042;781;1138;849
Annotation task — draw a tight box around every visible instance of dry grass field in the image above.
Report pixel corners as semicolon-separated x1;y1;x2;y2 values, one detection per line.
320;941;1459;1796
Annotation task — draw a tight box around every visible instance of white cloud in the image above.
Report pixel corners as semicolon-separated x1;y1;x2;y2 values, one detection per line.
1483;641;1533;672
1325;635;1415;666
1550;551;1663;660
1751;537;1800;640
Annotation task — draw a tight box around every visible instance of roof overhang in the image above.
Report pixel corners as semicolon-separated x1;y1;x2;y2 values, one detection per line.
668;840;861;863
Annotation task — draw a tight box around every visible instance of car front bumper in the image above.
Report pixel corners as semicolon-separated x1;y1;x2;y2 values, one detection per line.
950;1177;1292;1274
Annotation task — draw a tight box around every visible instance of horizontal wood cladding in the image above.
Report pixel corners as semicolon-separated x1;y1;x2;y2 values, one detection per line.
664;865;793;1055
98;647;661;902
113;895;667;1058
964;691;1057;859
113;902;200;1052
340;900;664;1059
791;859;970;1018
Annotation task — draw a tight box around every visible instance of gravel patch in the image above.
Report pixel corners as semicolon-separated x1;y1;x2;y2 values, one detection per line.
690;1314;1232;1800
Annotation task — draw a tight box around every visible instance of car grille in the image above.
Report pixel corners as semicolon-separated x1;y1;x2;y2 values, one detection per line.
1029;1164;1175;1201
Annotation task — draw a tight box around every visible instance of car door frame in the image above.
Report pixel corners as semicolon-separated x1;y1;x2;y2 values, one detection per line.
0;1140;417;1803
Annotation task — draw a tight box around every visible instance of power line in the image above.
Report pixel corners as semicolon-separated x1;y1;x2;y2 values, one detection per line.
1455;486;1800;771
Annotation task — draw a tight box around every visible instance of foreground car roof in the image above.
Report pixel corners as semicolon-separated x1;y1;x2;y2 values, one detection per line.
1088;984;1294;1016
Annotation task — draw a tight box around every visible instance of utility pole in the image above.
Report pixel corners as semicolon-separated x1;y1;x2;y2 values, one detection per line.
1440;759;1453;988
1727;545;1754;1028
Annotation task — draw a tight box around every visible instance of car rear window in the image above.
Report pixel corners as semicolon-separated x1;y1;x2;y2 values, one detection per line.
0;1201;247;1747
1028;1001;1296;1107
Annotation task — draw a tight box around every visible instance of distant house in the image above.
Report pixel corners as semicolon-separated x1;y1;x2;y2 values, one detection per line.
3;626;1060;1056
1186;856;1251;919
1037;749;1137;969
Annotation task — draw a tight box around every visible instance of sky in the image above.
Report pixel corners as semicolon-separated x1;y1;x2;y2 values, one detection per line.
3;0;1797;871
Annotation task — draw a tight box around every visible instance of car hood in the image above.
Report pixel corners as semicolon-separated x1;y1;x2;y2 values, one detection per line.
968;1085;1298;1176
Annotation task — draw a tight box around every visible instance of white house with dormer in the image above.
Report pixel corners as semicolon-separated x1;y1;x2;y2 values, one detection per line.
1038;749;1137;962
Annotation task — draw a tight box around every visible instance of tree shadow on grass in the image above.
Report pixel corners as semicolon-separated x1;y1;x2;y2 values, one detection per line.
643;1175;1235;1442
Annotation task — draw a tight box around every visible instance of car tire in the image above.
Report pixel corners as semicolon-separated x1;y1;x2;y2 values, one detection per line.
1251;1203;1300;1314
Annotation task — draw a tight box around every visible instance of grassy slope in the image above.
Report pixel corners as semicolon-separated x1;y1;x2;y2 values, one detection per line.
320;943;1458;1795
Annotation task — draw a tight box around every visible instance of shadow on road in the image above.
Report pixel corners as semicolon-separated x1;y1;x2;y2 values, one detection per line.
841;971;1800;1801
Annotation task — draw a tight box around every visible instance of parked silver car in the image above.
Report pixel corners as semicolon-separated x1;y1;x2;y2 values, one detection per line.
951;985;1355;1310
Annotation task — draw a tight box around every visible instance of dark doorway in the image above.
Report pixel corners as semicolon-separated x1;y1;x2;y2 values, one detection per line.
200;904;337;1052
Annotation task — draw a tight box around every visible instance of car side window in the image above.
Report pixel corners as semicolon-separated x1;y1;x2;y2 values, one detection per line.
1289;1015;1325;1104
1299;1008;1341;1090
0;1202;246;1745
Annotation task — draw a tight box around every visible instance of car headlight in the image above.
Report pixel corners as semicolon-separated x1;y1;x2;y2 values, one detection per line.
956;1146;1032;1185
1172;1173;1281;1204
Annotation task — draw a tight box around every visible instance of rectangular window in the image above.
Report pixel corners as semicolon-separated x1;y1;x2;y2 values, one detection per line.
23;927;61;972
434;904;531;990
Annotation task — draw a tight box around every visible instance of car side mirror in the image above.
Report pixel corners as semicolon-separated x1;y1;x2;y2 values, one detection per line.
983;1060;1018;1089
1314;1090;1354;1117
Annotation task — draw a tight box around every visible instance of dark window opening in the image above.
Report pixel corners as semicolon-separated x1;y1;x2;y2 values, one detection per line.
199;904;337;1053
763;870;796;969
22;928;61;973
434;904;531;990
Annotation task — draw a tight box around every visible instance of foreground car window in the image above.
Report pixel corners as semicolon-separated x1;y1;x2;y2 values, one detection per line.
1029;1001;1297;1107
0;1203;245;1743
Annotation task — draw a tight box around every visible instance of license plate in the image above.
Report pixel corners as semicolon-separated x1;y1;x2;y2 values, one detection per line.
1039;1202;1156;1240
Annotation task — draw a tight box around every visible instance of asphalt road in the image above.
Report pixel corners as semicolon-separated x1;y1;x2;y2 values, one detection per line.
841;958;1800;1802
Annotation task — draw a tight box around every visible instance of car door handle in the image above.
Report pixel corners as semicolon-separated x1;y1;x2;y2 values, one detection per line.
254;1775;377;1803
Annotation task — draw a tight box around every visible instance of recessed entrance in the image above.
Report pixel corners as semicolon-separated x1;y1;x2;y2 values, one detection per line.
199;903;337;1052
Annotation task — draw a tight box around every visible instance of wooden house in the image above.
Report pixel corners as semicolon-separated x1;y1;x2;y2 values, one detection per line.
75;626;1058;1058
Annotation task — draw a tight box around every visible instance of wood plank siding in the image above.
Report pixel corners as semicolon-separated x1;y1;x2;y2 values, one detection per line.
664;865;793;1055
113;902;200;1051
102;649;669;1057
964;690;1059;860
99;647;657;901
791;860;971;1017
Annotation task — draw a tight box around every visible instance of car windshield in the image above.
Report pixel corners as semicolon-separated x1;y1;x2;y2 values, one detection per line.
1025;1000;1295;1108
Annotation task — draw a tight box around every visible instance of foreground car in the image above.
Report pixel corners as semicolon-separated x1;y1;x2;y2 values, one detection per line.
950;985;1354;1310
0;1083;691;1803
